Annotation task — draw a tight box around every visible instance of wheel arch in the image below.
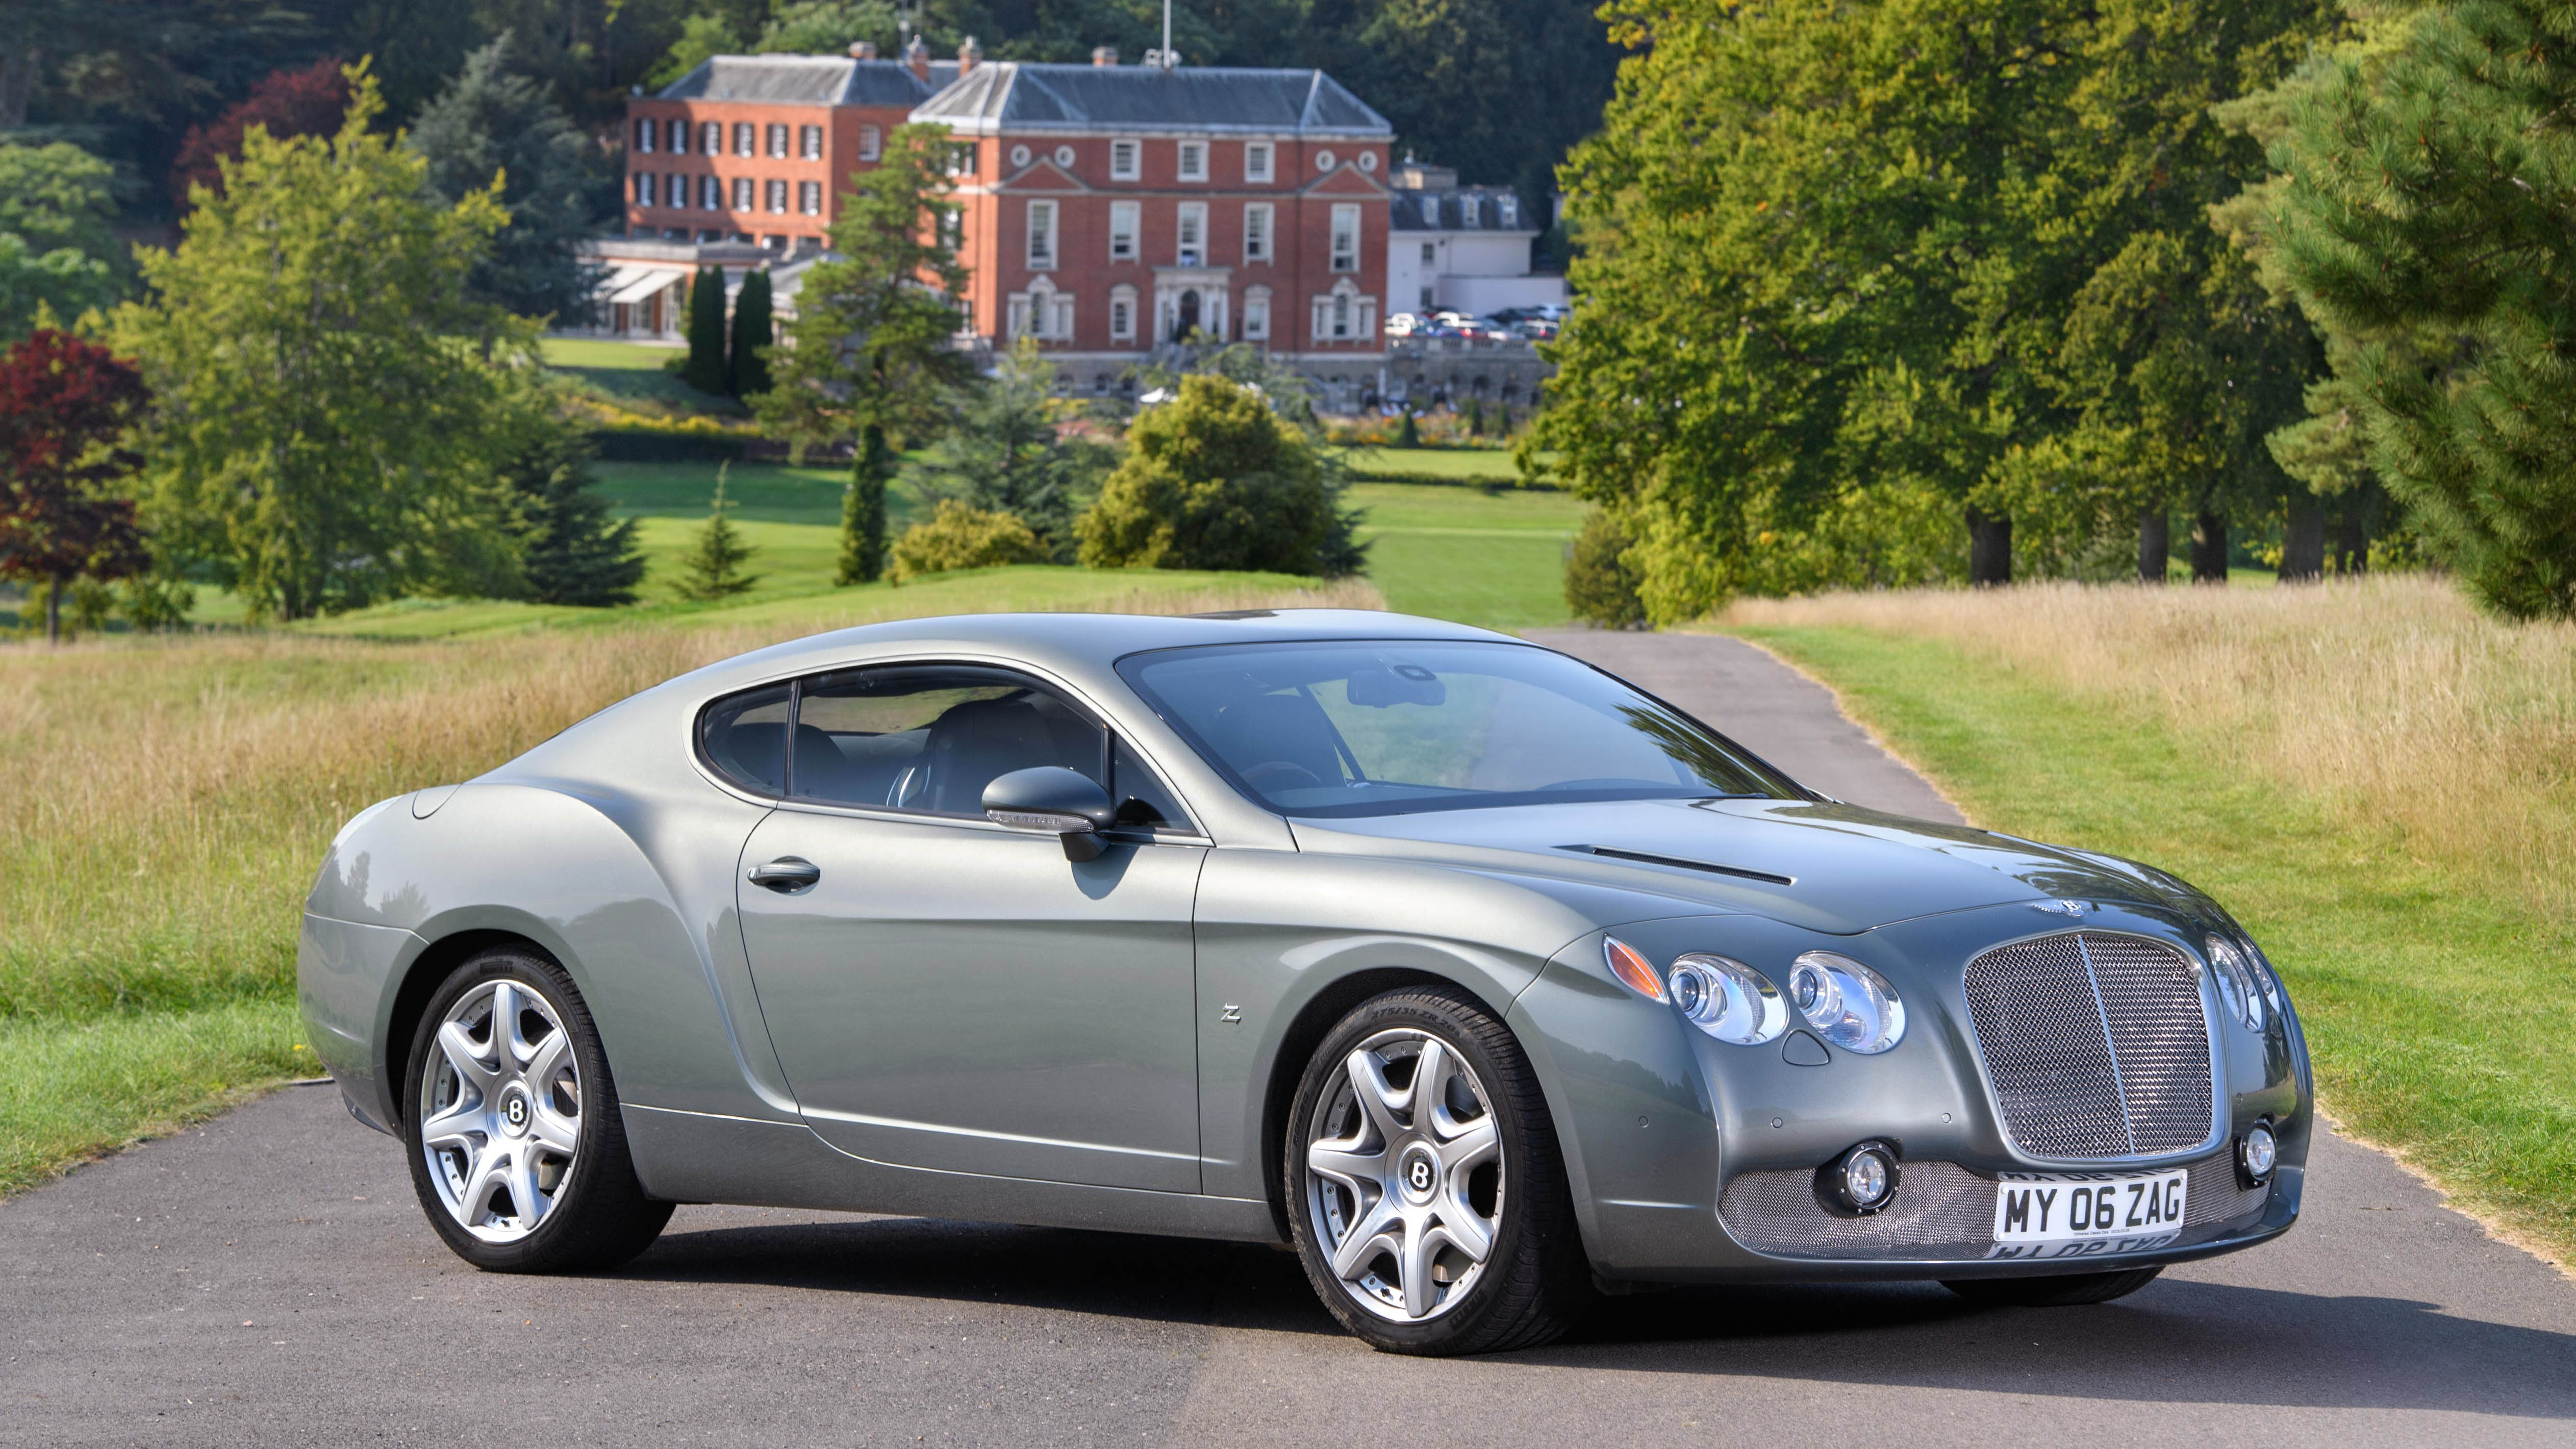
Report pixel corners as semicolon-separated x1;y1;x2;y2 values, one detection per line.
381;926;572;1108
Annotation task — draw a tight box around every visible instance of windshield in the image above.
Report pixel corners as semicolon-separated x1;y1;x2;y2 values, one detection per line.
1118;640;1800;818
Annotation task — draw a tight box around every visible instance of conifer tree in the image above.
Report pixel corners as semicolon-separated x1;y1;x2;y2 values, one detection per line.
683;265;728;395
673;465;760;601
837;424;891;585
728;268;774;397
502;423;646;606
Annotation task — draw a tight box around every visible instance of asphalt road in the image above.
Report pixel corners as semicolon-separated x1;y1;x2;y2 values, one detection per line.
6;632;2571;1447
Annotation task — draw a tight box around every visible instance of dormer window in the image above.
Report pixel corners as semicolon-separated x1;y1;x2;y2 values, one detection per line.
1420;194;1439;226
1498;194;1519;228
1460;195;1481;228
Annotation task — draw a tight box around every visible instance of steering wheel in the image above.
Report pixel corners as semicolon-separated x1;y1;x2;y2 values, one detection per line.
1242;761;1324;793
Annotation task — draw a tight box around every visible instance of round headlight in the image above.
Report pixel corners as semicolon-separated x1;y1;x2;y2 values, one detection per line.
2205;935;2265;1031
2240;1121;2278;1183
1668;953;1788;1045
1787;951;1905;1054
1824;1140;1902;1214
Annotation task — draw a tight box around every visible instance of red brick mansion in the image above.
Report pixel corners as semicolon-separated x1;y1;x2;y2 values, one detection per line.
586;42;1396;408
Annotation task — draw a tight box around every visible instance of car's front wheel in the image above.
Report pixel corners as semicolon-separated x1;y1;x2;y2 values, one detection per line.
401;945;672;1273
1284;987;1588;1355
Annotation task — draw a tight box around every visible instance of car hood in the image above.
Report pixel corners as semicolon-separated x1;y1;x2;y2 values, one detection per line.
1286;796;2199;936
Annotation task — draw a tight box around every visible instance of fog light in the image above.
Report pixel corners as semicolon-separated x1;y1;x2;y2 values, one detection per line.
2239;1122;2278;1185
1824;1141;1901;1215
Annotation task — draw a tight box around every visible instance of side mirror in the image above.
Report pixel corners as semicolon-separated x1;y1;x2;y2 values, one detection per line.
983;766;1117;862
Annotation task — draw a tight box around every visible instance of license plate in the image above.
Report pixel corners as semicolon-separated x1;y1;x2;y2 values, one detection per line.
1987;1169;2188;1260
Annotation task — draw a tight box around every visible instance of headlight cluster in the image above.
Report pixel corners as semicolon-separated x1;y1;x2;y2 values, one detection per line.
1603;939;1906;1054
2203;935;2267;1032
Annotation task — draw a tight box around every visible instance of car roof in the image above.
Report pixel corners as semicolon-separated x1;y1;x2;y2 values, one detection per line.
669;608;1525;699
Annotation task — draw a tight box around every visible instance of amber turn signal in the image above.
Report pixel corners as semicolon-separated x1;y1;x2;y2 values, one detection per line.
1603;937;1666;1002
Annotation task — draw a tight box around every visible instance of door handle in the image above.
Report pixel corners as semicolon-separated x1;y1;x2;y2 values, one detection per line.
748;856;821;892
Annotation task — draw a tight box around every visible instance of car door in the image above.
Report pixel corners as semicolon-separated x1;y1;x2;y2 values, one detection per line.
725;661;1208;1193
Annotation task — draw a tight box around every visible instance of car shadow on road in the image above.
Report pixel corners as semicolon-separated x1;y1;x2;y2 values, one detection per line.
1537;1276;2576;1418
621;1216;2576;1418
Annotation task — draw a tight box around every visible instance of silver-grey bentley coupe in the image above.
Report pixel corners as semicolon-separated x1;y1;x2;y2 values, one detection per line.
300;610;2307;1355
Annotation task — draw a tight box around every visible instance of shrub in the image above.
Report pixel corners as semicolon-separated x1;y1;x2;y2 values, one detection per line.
1076;374;1362;576
1564;510;1647;627
890;498;1047;582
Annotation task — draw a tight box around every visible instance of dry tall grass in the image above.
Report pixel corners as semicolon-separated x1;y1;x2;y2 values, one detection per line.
1721;576;2576;914
0;576;1383;1020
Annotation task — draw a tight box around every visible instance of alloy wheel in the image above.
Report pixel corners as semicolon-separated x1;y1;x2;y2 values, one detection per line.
1303;1028;1505;1322
417;979;583;1243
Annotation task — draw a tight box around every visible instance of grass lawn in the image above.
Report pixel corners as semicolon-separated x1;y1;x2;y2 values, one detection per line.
1348;481;1584;630
539;336;745;419
1333;445;1526;481
1730;620;2576;1265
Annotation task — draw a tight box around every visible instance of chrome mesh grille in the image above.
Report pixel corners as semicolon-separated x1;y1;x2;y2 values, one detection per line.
1718;1153;2266;1260
1964;931;2214;1160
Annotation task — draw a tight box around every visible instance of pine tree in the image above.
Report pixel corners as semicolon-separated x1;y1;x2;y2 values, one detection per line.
1464;396;1485;437
1396;410;1420;448
683;265;728;395
503;423;646;606
409;36;607;324
904;339;1108;560
728;268;773;397
837;424;891;585
673;465;760;601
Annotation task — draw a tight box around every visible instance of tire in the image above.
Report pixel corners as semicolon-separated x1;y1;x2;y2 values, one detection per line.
1284;987;1588;1355
400;945;673;1273
1941;1266;2163;1307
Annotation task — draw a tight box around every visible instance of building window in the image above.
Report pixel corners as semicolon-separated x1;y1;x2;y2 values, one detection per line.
1243;286;1270;341
701;121;722;155
1461;195;1481;229
668;173;686;208
634;171;655;206
1420;195;1439;226
801;124;823;160
939;207;963;250
1358;149;1378;172
668;118;689;154
1110;284;1138;342
800;181;822;215
733;122;755;157
1244;203;1272;263
1177;140;1206;182
733;176;754;211
947;143;977;178
702;175;722;211
859;125;881;161
1311;282;1374;344
1329;204;1359;272
1420;241;1436;265
1027;199;1057;270
1176;202;1205;267
1334;291;1352;339
1050;292;1074;340
767;124;789;159
1498;194;1519;227
1110;138;1140;181
1108;201;1139;262
1006;282;1074;342
1245;141;1273;183
766;179;788;214
634;118;655;153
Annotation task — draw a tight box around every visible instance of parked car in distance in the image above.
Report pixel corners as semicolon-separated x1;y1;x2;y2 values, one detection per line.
301;610;2310;1357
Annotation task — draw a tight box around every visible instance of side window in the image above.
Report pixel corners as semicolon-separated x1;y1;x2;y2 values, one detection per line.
699;683;793;794
1111;737;1192;832
792;665;1102;815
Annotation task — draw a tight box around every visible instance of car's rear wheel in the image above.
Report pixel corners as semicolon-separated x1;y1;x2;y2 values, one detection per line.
401;945;671;1273
1284;987;1587;1355
1941;1266;2163;1307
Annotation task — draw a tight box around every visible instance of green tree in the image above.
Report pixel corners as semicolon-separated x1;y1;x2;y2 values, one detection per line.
728;266;774;397
410;35;609;324
684;265;729;393
0;143;125;338
112;67;528;620
2254;0;2576;616
499;417;648;605
1562;510;1645;629
906;339;1110;560
646;13;745;87
756;122;973;450
673;465;760;599
836;426;891;584
1077;374;1362;575
756;1;902;54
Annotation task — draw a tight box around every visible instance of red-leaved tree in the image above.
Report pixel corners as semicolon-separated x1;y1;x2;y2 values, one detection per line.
169;59;352;208
0;329;151;642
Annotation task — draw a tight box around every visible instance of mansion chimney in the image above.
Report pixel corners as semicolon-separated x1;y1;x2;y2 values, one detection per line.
848;40;877;59
1092;46;1119;66
957;36;983;74
904;34;931;82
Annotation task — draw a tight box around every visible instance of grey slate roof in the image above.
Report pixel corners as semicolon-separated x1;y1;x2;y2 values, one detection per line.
912;63;1390;135
657;56;960;107
1390;186;1532;233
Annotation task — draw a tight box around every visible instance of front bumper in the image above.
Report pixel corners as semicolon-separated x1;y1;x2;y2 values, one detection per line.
1509;898;2311;1284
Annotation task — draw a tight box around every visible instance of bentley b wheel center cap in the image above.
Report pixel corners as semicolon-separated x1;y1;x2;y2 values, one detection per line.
1398;1142;1441;1203
497;1087;532;1138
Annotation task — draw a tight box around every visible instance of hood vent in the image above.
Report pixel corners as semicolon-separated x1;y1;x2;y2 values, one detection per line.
1561;844;1793;887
